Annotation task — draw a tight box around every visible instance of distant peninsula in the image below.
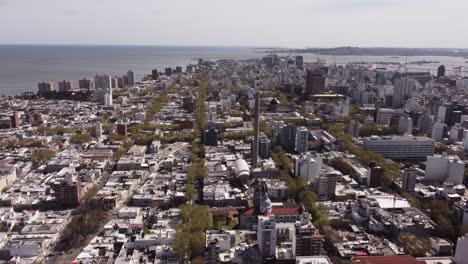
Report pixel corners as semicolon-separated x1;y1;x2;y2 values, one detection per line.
267;46;468;58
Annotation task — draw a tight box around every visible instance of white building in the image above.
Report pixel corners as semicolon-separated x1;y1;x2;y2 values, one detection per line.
375;108;396;125
393;77;414;108
450;123;464;142
295;154;323;182
95;74;113;105
363;135;435;160
295;127;309;154
258;215;277;258
220;99;231;112
425;155;464;184
431;120;445;142
454;234;468;264
398;116;413;135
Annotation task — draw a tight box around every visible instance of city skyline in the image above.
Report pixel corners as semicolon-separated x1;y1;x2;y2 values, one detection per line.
0;0;467;48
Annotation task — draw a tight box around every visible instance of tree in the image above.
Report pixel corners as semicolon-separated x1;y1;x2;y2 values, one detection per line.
298;191;318;212
399;233;431;257
32;149;56;165
185;184;196;202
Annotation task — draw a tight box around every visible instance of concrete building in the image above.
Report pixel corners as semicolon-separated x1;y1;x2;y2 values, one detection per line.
58;80;74;92
50;174;83;208
348;120;360;138
95;121;102;138
127;70;135;86
79;78;94;90
259;136;271;159
295;126;309;154
393;77;414;108
305;70;325;101
363;135;435;160
398;116;413;135
431;120;445;142
116;119;128;136
295;154;323;182
425;155;464;184
258;215;277;258
402;167;417;192
310;172;338;201
450;123;464;142
375;108;396;125
95;74;112;105
203;128;218;146
37;82;54;94
295;55;304;69
0;165;17;191
280;124;297;153
10;112;19;128
454;234;468;264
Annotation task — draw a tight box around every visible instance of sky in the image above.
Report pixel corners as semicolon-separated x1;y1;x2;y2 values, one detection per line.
0;0;467;48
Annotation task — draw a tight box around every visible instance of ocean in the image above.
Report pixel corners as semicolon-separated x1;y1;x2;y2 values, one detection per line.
0;45;467;96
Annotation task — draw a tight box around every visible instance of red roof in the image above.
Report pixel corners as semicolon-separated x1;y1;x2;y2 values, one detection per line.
352;256;425;264
242;207;300;216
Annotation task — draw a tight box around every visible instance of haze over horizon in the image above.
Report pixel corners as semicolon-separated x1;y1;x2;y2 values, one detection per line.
0;0;467;49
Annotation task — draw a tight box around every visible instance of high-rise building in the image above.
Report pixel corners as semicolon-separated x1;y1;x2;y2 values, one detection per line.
280;124;297;153
464;130;468;153
204;239;220;264
295;154;323;182
402;167;416;192
95;121;102;138
398;116;413;135
393;77;414;108
295;55;304;69
175;66;183;73
368;166;383;188
51;174;83;208
203;128;218;146
58;80;74;92
116;119;128;136
437;65;446;78
258;215;277;258
375;108;396;125
305;70;325;101
37;82;55;94
10;112;19;128
454;234;468;264
425;155;464;184
310;172;338;201
259;137;271;159
252;84;261;168
295;126;309;154
348;120;360;138
79;78;94;90
417;113;433;135
164;67;172;76
95;74;112;105
431;120;445;142
450;123;464;142
151;69;159;80
127;70;135;86
296;227;322;256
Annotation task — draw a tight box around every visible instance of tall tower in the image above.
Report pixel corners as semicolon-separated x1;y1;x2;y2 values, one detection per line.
252;75;261;168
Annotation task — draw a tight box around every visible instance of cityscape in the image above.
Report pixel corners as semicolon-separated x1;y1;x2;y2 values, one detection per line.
2;0;468;264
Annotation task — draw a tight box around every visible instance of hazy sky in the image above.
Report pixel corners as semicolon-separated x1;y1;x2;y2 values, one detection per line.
1;0;467;48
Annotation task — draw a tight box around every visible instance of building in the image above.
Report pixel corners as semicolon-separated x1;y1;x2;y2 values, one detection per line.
259;137;271;159
450;123;464;142
10;112;19;128
204;239;220;264
398;116;413;135
295;154;323;182
295;55;304;69
437;65;446;78
431;120;445;142
425;155;464;184
164;67;172;76
348;120;360;138
375;108;396;125
37;82;54;94
454;234;468;264
295;126;309;154
402;167;417;192
203;128;218;146
363;135;435;160
95;74;112;105
417;113;433;135
127;70;135;86
79;78;94;90
95;121;102;138
368;166;383;188
296;227;322;256
51;174;83;208
310;172;338;201
305;70;325;101
280;124;297;153
151;69;159;80
258;215;277;258
393;76;414;108
58;80;74;92
116;119;128;136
